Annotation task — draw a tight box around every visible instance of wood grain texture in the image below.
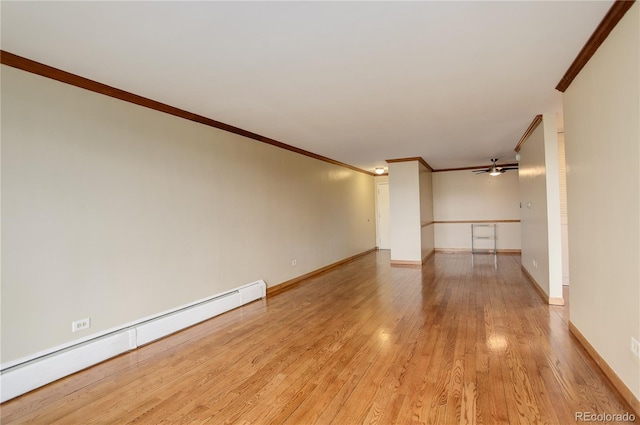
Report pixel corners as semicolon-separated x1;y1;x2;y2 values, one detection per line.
266;248;377;296
569;322;640;417
514;115;543;153
2;252;636;424
0;50;374;177
548;297;565;306
556;0;636;92
389;259;423;266
521;265;565;306
385;157;434;172
422;250;435;264
435;248;521;254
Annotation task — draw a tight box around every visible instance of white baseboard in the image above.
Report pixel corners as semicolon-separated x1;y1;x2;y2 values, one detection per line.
0;280;266;403
0;330;136;403
136;291;243;346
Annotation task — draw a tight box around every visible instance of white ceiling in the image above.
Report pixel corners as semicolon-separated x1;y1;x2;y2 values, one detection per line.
1;1;612;171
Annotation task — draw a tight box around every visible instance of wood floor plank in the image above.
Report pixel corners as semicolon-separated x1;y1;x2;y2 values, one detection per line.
2;252;638;425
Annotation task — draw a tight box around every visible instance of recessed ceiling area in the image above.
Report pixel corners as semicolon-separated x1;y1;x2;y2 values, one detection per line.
0;1;613;172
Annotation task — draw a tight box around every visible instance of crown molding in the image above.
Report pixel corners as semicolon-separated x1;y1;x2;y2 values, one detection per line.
385;157;434;172
0;50;374;177
556;0;636;92
514;115;543;153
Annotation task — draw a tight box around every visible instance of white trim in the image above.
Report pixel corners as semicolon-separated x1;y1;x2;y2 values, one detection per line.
135;291;242;346
375;181;390;250
0;280;266;402
0;280;265;370
0;330;137;403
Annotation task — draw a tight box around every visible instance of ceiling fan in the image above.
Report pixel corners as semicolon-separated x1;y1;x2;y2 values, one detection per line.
473;158;518;176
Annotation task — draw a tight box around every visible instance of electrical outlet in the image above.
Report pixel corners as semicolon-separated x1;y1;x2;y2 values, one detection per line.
72;318;91;333
291;260;297;266
631;337;640;358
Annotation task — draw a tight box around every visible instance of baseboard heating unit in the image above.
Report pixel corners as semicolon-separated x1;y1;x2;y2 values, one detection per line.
0;280;266;403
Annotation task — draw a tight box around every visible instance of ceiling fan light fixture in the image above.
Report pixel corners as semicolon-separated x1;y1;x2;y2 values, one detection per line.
473;158;517;176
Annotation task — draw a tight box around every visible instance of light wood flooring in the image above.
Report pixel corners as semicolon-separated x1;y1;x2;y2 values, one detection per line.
1;251;637;424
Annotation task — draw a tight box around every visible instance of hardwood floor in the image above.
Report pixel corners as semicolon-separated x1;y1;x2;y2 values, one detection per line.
1;251;637;424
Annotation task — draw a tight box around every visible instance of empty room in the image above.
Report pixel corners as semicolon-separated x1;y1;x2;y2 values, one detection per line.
1;1;638;424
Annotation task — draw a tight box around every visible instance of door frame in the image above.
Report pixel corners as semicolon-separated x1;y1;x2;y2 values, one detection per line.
375;181;390;249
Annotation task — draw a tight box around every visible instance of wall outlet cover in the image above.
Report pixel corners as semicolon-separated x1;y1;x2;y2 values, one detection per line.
72;318;91;333
631;337;640;359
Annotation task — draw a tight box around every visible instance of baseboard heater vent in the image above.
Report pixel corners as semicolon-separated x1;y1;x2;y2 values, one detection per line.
0;280;266;403
135;290;241;346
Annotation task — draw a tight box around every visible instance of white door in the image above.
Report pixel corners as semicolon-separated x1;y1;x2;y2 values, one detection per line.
377;183;391;249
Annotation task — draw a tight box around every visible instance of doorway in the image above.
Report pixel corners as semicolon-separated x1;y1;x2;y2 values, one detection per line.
376;182;390;249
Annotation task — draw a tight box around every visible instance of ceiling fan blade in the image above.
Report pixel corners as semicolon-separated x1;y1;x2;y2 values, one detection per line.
473;170;489;173
500;167;518;171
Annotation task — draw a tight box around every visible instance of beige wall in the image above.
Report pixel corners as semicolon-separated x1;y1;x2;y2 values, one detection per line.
432;169;521;250
1;66;376;363
518;114;563;301
519;124;548;292
558;132;570;285
388;161;421;262
374;175;390;249
543;113;563;301
563;2;639;400
419;164;434;259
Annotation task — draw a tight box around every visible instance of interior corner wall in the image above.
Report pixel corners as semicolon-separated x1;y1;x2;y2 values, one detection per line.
388;161;421;262
432;170;521;250
0;65;376;364
518;113;563;301
419;164;434;260
563;1;639;401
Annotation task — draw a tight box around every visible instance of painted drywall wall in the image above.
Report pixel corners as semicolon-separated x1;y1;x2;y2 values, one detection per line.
563;2;639;400
543;114;563;301
388;161;421;262
1;65;376;363
558;132;570;285
419;164;434;260
518;114;563;301
432;169;521;250
374;175;390;249
518;123;549;294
